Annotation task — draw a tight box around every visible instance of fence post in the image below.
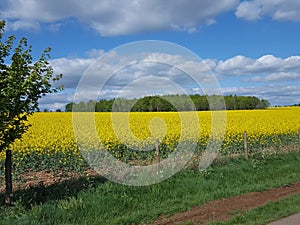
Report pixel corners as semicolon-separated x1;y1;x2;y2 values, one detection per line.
5;149;12;207
298;128;300;144
155;139;160;163
244;131;248;160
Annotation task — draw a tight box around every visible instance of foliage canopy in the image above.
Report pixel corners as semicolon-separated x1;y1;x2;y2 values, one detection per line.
0;20;63;152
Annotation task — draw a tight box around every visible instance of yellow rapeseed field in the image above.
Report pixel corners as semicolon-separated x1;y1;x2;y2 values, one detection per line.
1;107;299;168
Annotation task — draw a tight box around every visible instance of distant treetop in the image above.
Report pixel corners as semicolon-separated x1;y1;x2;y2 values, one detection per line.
65;94;270;112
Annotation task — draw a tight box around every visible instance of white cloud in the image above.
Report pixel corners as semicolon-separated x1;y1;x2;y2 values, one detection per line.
50;57;95;88
215;54;300;77
85;49;105;58
247;72;300;82
216;55;254;75
210;54;300;105
39;91;74;111
235;1;262;20
222;85;300;105
236;0;300;21
47;50;220;108
44;51;300;109
1;0;239;35
6;20;40;31
2;0;300;35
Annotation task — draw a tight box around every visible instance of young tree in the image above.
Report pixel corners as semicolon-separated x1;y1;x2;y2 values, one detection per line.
0;20;63;206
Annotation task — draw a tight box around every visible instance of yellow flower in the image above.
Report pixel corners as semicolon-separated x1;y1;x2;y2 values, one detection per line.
1;106;299;162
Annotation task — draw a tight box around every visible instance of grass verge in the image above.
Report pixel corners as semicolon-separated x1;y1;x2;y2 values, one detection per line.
0;151;300;225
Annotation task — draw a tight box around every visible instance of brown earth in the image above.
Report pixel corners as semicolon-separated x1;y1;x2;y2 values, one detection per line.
0;169;98;192
150;181;300;225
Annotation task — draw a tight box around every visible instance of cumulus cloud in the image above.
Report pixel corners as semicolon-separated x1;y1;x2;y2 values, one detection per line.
85;49;105;58
216;54;300;77
215;54;300;105
6;19;40;31
235;1;262;20
222;85;300;105
47;49;219;108
39;92;74;111
50;57;95;88
236;0;300;21
216;55;254;75
247;72;300;82
1;0;238;35
2;0;300;35
45;51;300;109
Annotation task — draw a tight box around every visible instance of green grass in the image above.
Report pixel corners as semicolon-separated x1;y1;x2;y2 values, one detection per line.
210;193;300;225
0;151;300;225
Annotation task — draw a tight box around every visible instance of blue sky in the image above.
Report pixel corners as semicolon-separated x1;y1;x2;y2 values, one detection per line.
1;0;300;110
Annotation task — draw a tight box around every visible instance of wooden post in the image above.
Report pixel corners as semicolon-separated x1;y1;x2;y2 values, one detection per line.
298;128;300;144
244;131;248;160
155;139;160;163
5;149;12;207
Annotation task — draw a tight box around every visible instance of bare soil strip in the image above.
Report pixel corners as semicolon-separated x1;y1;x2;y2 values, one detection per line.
0;170;98;192
151;181;300;225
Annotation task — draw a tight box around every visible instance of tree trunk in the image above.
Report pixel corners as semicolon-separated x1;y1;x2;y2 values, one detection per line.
5;149;12;207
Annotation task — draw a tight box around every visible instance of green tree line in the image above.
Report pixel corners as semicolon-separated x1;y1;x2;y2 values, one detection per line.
65;94;270;112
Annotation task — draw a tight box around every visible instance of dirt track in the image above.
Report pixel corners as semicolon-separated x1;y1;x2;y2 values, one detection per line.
151;181;300;225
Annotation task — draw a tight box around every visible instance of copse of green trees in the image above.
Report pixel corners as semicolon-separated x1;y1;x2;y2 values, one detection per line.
65;94;270;112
